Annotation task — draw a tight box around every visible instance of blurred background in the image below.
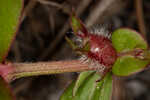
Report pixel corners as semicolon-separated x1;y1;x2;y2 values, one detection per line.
7;0;150;100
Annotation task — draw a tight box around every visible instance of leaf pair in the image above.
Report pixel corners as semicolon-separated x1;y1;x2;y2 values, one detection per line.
60;71;112;100
111;28;150;76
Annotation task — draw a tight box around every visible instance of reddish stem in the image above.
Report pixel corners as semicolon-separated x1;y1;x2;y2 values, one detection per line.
2;60;96;83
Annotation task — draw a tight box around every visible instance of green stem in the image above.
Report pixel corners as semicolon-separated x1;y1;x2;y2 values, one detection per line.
6;60;95;83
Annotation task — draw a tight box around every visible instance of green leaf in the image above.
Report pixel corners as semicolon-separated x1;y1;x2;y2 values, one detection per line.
111;28;148;52
71;13;88;37
71;15;81;34
0;77;13;100
89;73;112;100
65;36;78;50
73;71;94;96
98;73;112;100
60;72;113;100
60;81;75;100
82;42;90;52
112;55;149;76
73;72;100;100
0;0;23;62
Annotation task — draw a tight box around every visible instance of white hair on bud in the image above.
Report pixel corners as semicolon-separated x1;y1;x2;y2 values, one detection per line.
88;24;111;39
79;55;106;72
76;37;82;42
79;55;88;63
88;59;106;73
66;31;74;34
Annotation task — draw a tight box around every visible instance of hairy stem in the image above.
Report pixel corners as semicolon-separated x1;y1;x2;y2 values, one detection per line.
6;60;95;83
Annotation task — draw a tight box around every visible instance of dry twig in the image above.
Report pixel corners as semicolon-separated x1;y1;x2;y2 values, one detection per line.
135;0;146;38
86;0;118;27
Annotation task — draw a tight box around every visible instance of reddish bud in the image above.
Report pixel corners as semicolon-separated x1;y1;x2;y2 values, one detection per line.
70;13;117;71
87;34;117;67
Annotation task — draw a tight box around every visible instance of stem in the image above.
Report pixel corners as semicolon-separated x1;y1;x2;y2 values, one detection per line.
135;0;146;38
112;76;126;100
38;0;63;9
6;60;95;83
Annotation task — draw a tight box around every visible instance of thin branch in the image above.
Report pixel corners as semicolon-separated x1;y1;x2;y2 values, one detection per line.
85;0;116;27
12;41;22;62
135;0;146;38
45;6;56;35
21;0;37;22
5;60;95;83
38;0;63;9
